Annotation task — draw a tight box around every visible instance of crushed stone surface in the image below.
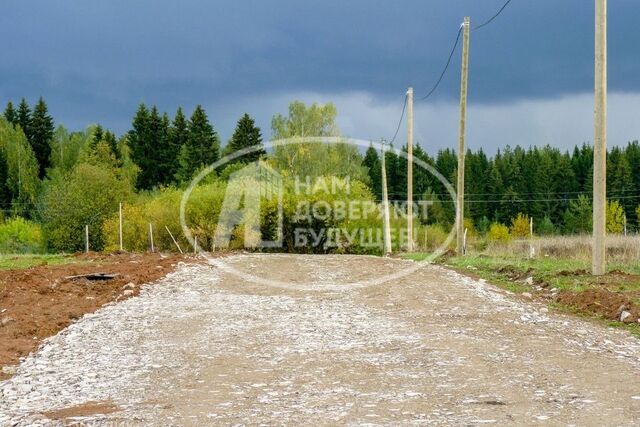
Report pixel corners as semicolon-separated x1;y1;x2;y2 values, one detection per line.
1;254;639;426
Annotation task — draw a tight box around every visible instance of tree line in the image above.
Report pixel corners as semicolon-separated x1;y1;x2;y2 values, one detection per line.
363;140;640;233
0;97;639;253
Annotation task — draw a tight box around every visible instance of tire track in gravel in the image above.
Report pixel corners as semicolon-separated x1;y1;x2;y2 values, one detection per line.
1;254;639;426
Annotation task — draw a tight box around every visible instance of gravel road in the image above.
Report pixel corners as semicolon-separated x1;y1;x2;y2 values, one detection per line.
1;254;640;426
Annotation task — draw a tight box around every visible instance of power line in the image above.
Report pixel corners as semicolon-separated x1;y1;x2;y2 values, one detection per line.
473;0;514;31
387;94;408;145
417;26;463;101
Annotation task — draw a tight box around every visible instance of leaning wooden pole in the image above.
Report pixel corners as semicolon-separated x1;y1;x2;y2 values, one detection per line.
456;17;471;256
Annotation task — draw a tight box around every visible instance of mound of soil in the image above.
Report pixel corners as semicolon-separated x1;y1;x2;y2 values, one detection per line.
0;252;194;379
557;288;639;322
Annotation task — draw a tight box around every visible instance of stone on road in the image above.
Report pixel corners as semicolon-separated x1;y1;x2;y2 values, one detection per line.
1;254;639;426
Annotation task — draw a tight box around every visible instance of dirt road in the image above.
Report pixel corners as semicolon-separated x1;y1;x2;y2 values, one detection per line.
1;254;640;426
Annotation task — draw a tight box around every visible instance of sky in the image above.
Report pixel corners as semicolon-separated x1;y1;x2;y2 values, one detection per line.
1;0;639;154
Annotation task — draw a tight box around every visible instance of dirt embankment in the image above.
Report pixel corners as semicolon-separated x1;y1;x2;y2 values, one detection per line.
0;252;193;379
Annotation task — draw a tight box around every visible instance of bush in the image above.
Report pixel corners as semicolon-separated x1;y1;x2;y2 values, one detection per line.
488;222;510;243
0;217;43;253
510;213;530;238
606;200;626;234
40;163;133;252
537;216;556;235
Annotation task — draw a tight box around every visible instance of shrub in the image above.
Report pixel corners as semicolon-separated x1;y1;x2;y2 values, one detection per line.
40;163;133;252
488;222;510;243
606;200;625;234
476;216;491;234
537;216;556;235
510;213;531;238
0;217;43;253
563;195;592;234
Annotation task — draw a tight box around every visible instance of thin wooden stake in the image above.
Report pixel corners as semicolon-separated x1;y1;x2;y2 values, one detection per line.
85;225;89;254
149;223;154;253
194;236;198;255
119;202;123;251
165;226;183;254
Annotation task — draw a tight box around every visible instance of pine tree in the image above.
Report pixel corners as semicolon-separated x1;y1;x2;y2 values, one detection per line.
177;105;220;182
3;102;16;125
225;113;265;163
30;97;55;178
17;98;32;141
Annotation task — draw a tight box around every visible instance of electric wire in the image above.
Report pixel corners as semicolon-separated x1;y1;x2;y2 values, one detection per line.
473;0;514;31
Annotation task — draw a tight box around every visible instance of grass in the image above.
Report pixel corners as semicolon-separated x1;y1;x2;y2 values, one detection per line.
0;254;76;270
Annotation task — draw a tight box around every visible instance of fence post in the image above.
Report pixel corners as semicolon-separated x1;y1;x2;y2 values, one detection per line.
85;225;89;254
149;223;154;253
119;202;123;251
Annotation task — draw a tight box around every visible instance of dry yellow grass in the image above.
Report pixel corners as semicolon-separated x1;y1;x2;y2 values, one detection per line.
484;235;640;264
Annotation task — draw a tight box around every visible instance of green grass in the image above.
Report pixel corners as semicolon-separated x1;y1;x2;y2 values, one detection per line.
0;254;76;270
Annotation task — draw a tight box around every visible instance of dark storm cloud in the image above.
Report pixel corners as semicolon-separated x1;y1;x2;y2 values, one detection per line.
0;0;639;137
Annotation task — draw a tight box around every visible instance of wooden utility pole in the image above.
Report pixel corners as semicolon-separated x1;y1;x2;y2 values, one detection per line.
381;141;392;255
119;202;123;252
406;87;414;252
593;0;607;275
456;17;471;256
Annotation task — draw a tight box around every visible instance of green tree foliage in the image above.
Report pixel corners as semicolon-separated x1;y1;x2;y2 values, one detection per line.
363;145;381;200
223;113;265;163
269;101;367;181
3;102;16;126
0;217;43;253
536;216;556;235
271;101;338;139
166;107;188;180
176;105;220;183
487;222;510;242
0;118;40;216
562;195;592;234
16;98;32;141
510;213;531;238
39;161;133;252
606;200;626;234
30;97;55;178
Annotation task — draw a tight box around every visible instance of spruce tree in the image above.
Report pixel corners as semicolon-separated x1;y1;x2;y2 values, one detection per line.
363;144;381;200
177;105;220;182
3;102;16;125
30;97;55;178
17;98;32;141
167;107;188;182
226;113;265;163
127;104;152;189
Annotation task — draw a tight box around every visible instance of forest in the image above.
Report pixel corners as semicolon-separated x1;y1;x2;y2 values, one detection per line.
0;98;639;254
